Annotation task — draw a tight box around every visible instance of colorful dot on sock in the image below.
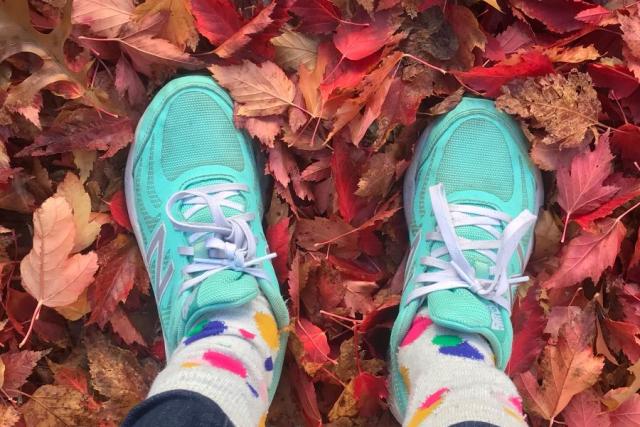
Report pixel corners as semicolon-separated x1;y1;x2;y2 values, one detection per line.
258;413;267;427
406;387;448;427
504;406;523;421
254;312;279;351
399;365;411;391
509;396;523;413
240;328;256;339
401;316;433;347
180;361;200;368
264;356;273;371
187;319;208;337
202;350;247;378
432;335;484;361
184;320;228;345
247;382;259;398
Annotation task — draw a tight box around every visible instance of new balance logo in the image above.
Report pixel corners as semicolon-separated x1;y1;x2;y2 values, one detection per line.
146;224;174;302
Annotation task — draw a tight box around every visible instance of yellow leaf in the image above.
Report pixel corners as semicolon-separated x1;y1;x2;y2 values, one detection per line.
72;150;97;182
544;45;601;63
271;27;319;72
55;173;104;252
134;0;198;50
54;288;91;321
0;357;4;390
480;0;502;12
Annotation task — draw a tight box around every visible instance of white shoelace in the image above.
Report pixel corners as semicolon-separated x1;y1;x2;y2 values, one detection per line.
165;183;275;317
406;184;537;313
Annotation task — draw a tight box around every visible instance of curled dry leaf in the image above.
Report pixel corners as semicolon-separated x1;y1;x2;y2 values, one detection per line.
496;70;601;148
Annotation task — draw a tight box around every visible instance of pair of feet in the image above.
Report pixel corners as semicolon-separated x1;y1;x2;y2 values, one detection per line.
125;76;541;421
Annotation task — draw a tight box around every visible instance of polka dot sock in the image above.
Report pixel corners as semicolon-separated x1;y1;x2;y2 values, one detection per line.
398;306;527;427
148;294;280;427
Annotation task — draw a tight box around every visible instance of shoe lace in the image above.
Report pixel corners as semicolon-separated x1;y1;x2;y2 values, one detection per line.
406;184;537;313
165;183;275;317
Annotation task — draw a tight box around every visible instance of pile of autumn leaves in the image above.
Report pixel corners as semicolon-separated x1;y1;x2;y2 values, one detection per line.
2;0;640;425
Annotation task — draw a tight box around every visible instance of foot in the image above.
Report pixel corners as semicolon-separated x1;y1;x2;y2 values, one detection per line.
124;75;289;401
389;97;542;420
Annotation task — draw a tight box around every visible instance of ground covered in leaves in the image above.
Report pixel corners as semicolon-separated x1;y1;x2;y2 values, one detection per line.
1;0;640;425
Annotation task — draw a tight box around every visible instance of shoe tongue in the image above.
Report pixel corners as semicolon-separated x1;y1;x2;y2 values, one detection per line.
180;179;259;318
426;203;512;369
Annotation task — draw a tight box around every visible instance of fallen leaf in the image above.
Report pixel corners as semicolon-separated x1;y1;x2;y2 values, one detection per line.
610;393;640;427
603;318;640;362
355;151;395;198
17;107;134;158
0;350;48;397
510;0;591;34
0;1;110;112
544;219;626;290
55;172;107;252
619;13;640;80
87;334;149;416
574;176;640;230
556;134;618;236
446;4;486;69
291;0;342;34
189;0;243;45
115;56;146;106
291;318;331;375
0;405;19;427
507;286;546;374
272;27;319;71
134;0;198;49
21;385;93;427
353;372;388;416
72;0;134;38
515;309;604;420
79;12;203;78
88;235;147;327
54;288;91;321
296;216;359;256
454;51;554;98
107;189;133;231
266;216;291;283
562;389;611;427
20;197;98;346
333;10;401;61
109;306;146;346
611;124;640;168
210;60;296;116
496;70;601;147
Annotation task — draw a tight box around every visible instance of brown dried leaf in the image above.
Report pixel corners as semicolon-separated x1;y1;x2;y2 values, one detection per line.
496;70;601;147
87;334;148;418
21;385;94;427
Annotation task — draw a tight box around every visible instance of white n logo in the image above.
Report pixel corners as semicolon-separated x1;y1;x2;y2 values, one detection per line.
146;224;174;302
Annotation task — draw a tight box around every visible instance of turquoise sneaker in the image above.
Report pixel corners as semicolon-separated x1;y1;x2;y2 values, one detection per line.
124;75;289;401
389;97;542;420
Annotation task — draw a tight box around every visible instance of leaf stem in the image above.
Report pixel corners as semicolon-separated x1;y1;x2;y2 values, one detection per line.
401;53;448;75
19;302;42;348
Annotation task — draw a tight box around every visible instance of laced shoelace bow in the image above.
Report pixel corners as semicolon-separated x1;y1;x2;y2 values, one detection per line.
406;184;537;313
165;183;275;317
